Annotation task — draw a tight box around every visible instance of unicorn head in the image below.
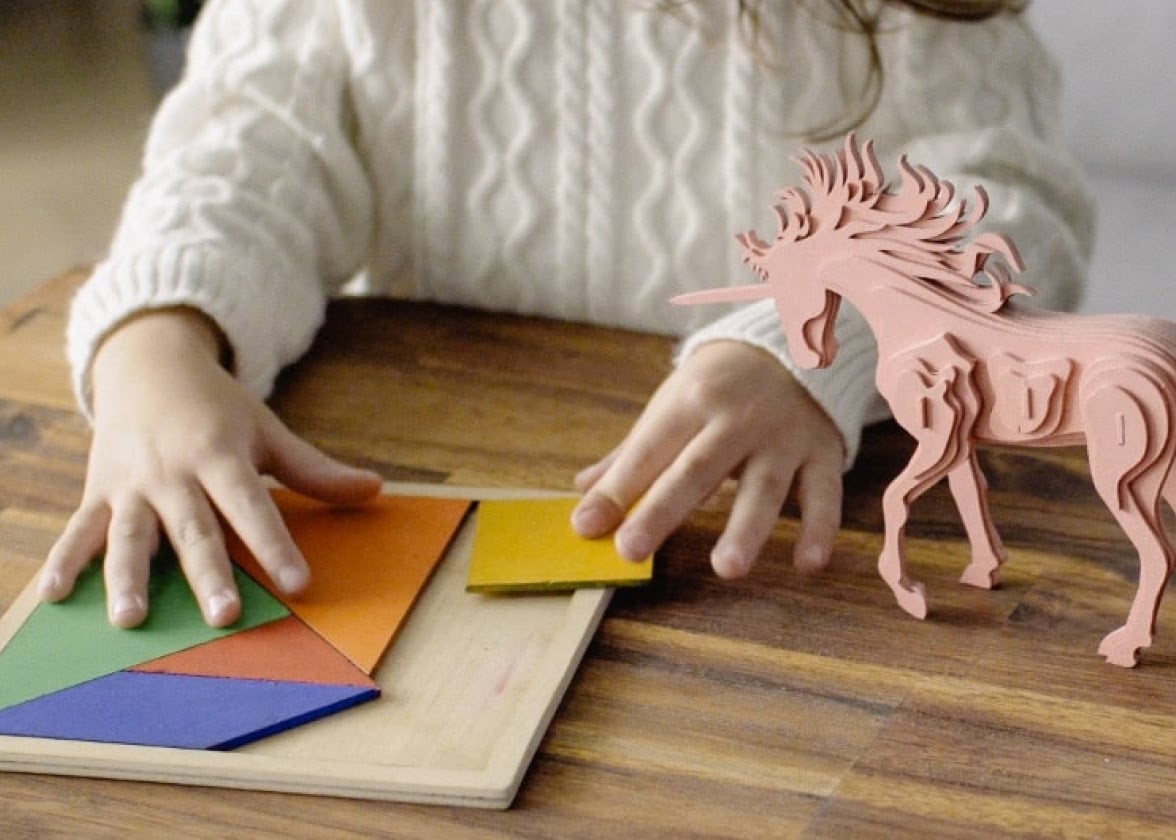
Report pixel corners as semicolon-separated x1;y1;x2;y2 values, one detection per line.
673;133;1030;369
731;179;845;369
671;135;880;369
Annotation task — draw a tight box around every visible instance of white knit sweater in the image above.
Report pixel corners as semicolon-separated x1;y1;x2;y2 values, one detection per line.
69;0;1094;464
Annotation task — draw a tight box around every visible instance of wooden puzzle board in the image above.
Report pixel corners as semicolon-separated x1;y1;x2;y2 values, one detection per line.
0;484;612;809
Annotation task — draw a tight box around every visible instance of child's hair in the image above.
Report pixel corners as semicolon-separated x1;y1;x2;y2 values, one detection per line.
808;0;1028;138
679;0;1029;140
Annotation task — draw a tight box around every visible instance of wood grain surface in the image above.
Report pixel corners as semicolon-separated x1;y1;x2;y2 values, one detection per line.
2;270;1175;838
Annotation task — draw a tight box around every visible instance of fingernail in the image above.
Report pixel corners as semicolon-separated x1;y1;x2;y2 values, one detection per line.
796;543;827;571
277;565;308;594
712;545;751;578
38;570;63;598
616;529;654;561
111;594;146;623
571;503;612;537
206;591;238;623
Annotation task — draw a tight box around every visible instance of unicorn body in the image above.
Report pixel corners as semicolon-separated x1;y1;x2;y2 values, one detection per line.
675;134;1176;667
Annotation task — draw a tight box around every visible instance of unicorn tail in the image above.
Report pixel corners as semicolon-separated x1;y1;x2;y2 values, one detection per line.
671;283;774;306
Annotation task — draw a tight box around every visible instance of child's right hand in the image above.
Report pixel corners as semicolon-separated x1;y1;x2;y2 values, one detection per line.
38;308;383;629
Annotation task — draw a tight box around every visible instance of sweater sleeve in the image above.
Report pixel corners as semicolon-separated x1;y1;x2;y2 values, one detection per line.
675;11;1095;468
67;0;373;416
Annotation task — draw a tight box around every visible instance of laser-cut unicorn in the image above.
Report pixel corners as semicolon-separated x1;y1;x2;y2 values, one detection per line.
674;133;1176;667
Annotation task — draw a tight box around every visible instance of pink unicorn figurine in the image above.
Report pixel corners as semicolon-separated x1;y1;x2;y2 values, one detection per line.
674;133;1176;667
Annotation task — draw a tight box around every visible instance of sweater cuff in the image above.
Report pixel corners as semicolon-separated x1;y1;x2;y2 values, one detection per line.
675;298;888;468
67;244;325;419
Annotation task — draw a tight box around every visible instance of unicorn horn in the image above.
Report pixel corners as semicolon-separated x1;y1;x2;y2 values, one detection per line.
671;283;776;306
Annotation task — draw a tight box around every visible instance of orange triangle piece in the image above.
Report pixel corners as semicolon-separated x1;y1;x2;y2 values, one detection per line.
131;616;376;688
228;490;471;675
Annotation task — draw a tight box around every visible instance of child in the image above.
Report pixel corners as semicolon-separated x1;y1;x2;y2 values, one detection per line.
40;0;1094;628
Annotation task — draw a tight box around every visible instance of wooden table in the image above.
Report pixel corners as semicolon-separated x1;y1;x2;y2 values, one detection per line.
3;270;1176;838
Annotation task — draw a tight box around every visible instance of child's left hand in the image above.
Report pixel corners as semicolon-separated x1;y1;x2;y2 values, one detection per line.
572;340;845;577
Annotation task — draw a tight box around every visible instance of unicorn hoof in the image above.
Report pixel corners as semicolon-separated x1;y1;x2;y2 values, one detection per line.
959;563;1000;590
1098;628;1143;668
891;579;928;620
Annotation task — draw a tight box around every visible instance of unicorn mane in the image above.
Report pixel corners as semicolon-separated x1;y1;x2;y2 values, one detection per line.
770;134;1032;313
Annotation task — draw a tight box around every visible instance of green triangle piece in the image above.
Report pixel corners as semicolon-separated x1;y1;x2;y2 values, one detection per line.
0;544;289;710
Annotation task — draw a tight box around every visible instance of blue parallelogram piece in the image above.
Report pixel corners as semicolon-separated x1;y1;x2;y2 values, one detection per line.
0;670;379;750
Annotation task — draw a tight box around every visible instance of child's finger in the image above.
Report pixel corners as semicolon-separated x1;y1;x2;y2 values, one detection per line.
198;456;310;596
39;502;112;602
791;453;843;572
610;423;736;561
571;401;700;539
573;445;620;492
710;454;797;578
259;410;383;503
102;497;160;628
153;482;240;628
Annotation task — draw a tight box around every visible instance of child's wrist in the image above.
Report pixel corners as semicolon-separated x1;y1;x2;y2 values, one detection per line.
90;307;234;401
96;307;230;368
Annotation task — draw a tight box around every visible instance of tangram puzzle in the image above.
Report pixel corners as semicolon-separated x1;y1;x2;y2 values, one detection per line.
0;491;652;750
0;490;471;749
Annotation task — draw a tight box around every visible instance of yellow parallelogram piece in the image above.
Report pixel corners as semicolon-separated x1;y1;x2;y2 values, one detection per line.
465;497;653;593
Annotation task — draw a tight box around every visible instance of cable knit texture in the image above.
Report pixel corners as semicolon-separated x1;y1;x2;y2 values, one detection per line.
69;0;1094;465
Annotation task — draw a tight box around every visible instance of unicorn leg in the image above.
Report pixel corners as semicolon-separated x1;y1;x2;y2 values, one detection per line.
1084;373;1176;667
1093;479;1173;667
879;442;953;620
948;454;1007;589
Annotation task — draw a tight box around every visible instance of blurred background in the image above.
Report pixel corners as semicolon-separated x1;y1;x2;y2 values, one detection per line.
1027;0;1176;319
1;1;1174;316
0;0;191;306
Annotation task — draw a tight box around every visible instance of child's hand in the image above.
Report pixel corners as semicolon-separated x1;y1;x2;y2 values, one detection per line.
572;340;844;577
39;308;382;628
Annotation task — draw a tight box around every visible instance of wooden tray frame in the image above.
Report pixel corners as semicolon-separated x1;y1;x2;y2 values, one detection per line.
0;483;611;808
